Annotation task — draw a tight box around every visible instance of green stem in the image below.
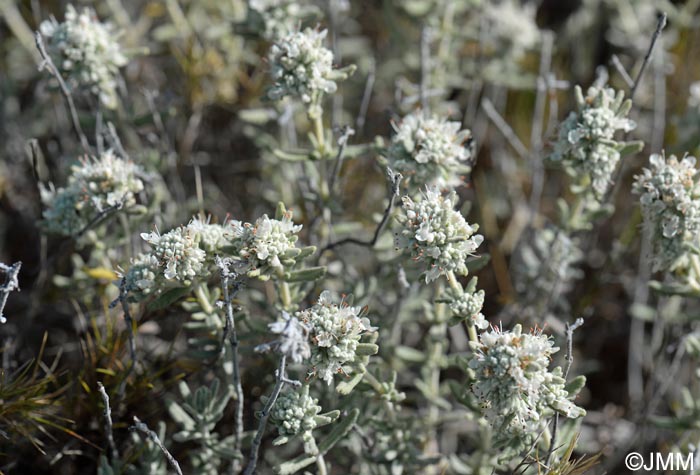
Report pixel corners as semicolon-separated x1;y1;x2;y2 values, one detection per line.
467;324;478;345
194;283;214;315
446;271;462;293
276;269;293;310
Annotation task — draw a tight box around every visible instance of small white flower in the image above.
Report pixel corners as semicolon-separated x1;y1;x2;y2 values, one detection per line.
387;111;472;189
549;85;636;199
395;188;483;283
470;324;585;452
187;216;232;253
267;28;338;103
40;5;127;108
141;226;206;283
297;291;375;384
236;213;302;275
270;385;321;437
633;153;700;272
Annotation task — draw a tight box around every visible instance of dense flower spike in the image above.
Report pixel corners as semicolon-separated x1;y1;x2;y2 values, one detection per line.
446;284;488;330
123;253;159;299
267;28;340;103
387;111;473;189
395;188;483;282
233;213;303;274
270;385;322;438
470;325;585;453
549;85;636;198
298;291;375;384
39;4;127;108
633;153;700;272
140;226;206;284
40;151;145;236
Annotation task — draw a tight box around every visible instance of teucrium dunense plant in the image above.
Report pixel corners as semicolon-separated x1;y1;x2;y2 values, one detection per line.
297;291;377;385
40;150;146;236
633;153;700;274
395;187;484;283
549;85;639;199
39;4;127;108
386;111;473;190
469;324;586;457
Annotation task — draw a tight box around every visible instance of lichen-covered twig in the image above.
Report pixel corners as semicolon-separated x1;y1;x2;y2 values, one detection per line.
34;31;91;155
216;257;244;472
131;416;183;475
0;262;21;324
630;12;667;100
97;382;119;462
243;355;290;475
547;317;584;465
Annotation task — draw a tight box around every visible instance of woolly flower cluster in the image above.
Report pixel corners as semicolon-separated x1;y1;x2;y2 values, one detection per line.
125;218;232;296
395;188;483;283
633;153;700;272
232;213;302;273
41;150;145;236
267;28;337;103
549;86;636;198
482;0;539;62
140;226;207;283
387;112;472;189
470;325;585;452
40;5;127;109
297;291;375;384
446;286;488;330
270;385;321;438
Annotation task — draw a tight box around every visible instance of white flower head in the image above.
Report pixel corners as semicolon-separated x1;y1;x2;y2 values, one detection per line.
395;188;483;282
549;85;636;198
122;253;160;300
266;311;312;363
40;151;145;236
70;150;145;211
267;28;338;103
236;212;302;274
297;291;376;384
470;324;585;452
633;153;700;272
40;5;127;108
446;286;488;330
248;0;317;40
387;111;473;189
270;385;321;438
140;226;206;283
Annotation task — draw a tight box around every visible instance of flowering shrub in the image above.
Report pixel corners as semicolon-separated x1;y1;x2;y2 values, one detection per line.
39;4;127;108
5;2;700;475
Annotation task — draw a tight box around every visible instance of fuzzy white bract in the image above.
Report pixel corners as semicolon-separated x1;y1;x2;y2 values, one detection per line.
270;385;321;437
234;213;302;273
188;217;232;253
395;188;483;282
267;311;312;363
549;86;636;198
297;291;375;384
387;112;472;189
140;226;206;283
267;28;337;103
470;324;585;453
41;151;145;236
633;153;700;272
40;4;127;109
